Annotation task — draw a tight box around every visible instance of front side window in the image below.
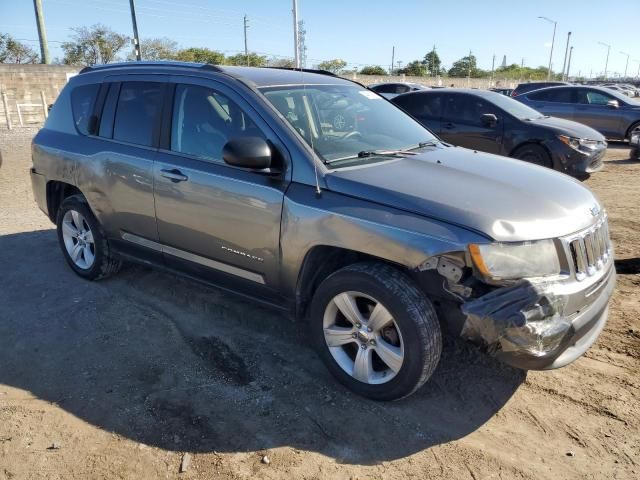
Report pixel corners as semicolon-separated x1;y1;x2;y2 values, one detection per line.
261;84;437;165
113;82;163;146
70;83;99;135
395;93;442;120
171;84;264;162
529;88;573;103
579;90;615;105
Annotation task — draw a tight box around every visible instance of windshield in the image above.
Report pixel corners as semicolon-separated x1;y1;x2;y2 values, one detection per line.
485;91;546;120
260;84;438;163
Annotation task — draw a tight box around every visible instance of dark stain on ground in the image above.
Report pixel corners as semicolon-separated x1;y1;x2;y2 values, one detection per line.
187;336;253;385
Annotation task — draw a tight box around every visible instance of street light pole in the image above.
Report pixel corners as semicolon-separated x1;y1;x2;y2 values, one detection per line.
538;16;556;80
292;0;300;68
561;31;571;81
129;0;141;61
566;46;574;80
620;51;630;78
598;42;611;79
33;0;50;64
243;14;249;66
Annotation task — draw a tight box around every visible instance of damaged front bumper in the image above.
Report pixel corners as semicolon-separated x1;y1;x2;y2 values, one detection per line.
460;264;616;370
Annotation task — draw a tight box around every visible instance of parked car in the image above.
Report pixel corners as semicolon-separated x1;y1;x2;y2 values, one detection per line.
601;84;636;97
31;62;615;400
511;81;568;97
368;82;429;99
392;88;606;177
490;87;514;96
516;85;640;140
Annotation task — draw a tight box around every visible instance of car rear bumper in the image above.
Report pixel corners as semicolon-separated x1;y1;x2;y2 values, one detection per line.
30;167;49;217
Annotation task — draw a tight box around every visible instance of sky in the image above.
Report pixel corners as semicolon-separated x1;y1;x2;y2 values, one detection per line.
1;0;638;78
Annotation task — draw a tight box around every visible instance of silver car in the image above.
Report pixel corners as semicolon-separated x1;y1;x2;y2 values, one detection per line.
30;63;615;400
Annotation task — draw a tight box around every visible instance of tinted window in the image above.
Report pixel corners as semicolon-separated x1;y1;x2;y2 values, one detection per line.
514;82;565;96
395;93;442;120
396;85;410;94
71;83;99;135
371;84;396;94
171;84;264;162
444;94;499;126
528;88;573;103
113;82;163;146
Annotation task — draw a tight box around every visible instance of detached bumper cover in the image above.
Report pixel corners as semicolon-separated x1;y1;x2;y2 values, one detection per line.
460;265;616;370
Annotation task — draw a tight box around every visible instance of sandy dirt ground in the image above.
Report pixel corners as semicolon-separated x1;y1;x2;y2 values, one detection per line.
0;128;638;480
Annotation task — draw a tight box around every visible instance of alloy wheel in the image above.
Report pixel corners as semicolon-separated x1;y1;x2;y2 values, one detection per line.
61;209;96;270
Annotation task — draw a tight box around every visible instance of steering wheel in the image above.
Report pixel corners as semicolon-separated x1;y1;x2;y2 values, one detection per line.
340;131;362;142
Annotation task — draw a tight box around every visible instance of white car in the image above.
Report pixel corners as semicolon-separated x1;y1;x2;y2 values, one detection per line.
368;82;430;99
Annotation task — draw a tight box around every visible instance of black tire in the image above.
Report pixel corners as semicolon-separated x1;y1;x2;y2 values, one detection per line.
56;194;121;280
511;143;553;169
309;262;442;401
626;121;640;141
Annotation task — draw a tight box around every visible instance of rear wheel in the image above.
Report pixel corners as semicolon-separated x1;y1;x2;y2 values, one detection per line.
56;194;121;280
309;262;442;401
511;143;553;169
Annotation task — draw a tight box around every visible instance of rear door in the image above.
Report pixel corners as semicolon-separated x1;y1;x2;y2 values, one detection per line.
525;88;575;120
440;93;503;154
574;89;625;138
393;92;443;135
152;75;291;294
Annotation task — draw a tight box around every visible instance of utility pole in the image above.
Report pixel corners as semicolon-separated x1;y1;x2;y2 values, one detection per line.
390;46;395;75
32;0;50;64
297;20;307;68
467;50;472;87
490;54;495;86
243;14;249;66
521;57;525;81
538;16;556;80
430;45;437;77
292;0;300;68
598;41;611;79
129;0;141;61
561;31;571;80
620;51;630;78
566;46;573;80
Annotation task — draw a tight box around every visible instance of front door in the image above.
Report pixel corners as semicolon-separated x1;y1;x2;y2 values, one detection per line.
440;93;503;154
153;78;290;294
574;89;625;138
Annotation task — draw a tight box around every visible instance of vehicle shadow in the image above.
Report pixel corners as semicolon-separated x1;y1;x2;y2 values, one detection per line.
615;257;640;275
0;229;525;464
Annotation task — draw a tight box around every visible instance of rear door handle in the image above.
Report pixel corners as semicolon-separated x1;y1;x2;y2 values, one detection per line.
160;168;188;182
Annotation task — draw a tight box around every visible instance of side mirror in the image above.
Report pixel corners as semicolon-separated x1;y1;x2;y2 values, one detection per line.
222;137;272;170
607;100;619;109
480;113;498;127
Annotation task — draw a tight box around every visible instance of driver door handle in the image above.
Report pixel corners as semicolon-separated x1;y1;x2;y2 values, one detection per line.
160;168;188;182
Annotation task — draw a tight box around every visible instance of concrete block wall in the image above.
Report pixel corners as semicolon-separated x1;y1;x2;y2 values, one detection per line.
0;64;80;129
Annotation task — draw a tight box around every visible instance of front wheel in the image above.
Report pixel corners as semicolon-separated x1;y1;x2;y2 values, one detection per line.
309;262;442;401
511;143;553;169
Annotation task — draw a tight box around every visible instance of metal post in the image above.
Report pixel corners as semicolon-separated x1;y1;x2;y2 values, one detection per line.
33;0;50;64
129;0;142;61
292;0;300;68
598;42;611;79
467;50;472;87
40;91;48;119
561;31;571;81
538;17;556;80
566;47;573;80
620;51;630;78
243;15;249;66
490;54;495;86
2;93;11;130
390;46;395;75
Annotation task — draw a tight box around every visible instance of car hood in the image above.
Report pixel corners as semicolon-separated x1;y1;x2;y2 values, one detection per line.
325;146;602;242
528;115;605;141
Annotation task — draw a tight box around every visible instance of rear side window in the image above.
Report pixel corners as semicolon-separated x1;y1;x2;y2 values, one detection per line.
528;88;573;103
113;82;164;146
71;83;99;135
443;94;499;126
396;93;442;120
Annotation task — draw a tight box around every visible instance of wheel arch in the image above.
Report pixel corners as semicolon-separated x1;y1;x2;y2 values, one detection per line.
508;141;556;169
625;120;640;140
46;181;83;222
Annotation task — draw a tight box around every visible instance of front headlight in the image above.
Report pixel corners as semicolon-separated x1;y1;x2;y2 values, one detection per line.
558;135;604;154
469;240;560;282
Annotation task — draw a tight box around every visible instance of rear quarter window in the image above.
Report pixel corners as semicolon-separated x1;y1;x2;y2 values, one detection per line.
70;83;100;135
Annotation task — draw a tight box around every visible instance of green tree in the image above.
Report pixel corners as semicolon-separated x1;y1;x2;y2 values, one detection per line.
62;24;128;65
267;57;296;68
399;60;427;76
174;47;225;64
0;33;40;64
317;58;347;74
423;49;441;76
359;65;387;75
225;52;267;67
495;63;549;80
448;54;487;78
130;37;178;61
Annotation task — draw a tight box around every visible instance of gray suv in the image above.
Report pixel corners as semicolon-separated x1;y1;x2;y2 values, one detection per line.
30;62;615;400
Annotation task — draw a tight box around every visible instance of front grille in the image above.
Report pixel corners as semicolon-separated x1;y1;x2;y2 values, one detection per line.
567;218;611;281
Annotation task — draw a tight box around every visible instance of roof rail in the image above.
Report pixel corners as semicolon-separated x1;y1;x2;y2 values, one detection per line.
79;61;223;75
265;67;338;78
